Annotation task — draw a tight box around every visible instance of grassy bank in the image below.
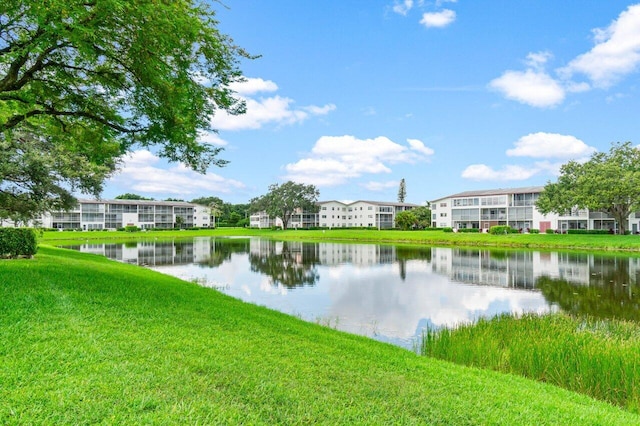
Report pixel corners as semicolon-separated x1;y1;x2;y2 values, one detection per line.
422;313;640;413
2;247;638;424
40;227;640;252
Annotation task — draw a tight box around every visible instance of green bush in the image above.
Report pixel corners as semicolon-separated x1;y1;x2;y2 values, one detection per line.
489;225;512;235
0;228;38;258
124;225;139;232
545;228;555;234
443;227;454;233
529;229;540;234
457;228;480;233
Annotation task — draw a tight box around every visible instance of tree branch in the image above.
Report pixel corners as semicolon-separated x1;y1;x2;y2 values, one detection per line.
0;107;145;134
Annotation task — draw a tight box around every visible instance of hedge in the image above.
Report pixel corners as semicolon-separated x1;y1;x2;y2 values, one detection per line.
0;228;38;258
488;226;521;235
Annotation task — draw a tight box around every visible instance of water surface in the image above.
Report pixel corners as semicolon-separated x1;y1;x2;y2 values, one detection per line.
63;237;640;349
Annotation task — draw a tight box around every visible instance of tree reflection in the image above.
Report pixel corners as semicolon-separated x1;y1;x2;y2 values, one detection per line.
197;238;251;267
248;241;320;288
538;274;640;321
396;246;432;281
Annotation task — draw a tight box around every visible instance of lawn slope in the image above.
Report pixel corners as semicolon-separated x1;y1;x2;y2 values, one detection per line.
1;246;638;424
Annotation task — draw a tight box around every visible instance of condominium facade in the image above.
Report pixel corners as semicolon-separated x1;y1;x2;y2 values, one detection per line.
38;199;213;230
431;186;640;233
316;200;418;229
250;200;419;229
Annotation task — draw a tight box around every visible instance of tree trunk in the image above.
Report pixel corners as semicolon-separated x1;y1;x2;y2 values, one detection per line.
610;205;630;235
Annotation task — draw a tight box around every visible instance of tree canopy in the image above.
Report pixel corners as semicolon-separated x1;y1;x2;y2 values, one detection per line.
536;142;640;235
115;193;154;201
394;206;431;230
394;210;417;230
1;0;250;219
250;181;319;229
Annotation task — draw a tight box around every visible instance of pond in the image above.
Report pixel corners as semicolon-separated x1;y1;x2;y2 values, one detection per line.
62;237;640;350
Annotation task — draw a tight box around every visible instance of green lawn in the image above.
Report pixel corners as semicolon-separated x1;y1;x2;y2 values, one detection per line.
2;246;638;424
40;227;640;252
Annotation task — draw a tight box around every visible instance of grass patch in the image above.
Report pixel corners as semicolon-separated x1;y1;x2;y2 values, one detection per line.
422;313;640;413
2;247;638;424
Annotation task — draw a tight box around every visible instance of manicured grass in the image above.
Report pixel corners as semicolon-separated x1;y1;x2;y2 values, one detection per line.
422;313;640;413
40;227;640;252
2;247;638;424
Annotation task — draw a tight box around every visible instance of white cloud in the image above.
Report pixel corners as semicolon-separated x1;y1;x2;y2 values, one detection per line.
493;5;640;107
506;132;596;159
560;4;640;88
461;164;540;181
197;131;227;146
489;69;565;108
420;9;456;28
111;150;245;197
228;77;278;95
525;51;553;70
362;181;399;191
407;138;435;156
212;77;336;131
393;0;414;16
283;135;434;187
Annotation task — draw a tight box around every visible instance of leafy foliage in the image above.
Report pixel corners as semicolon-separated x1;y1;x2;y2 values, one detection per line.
250;181;319;229
1;0;251;218
0;131;117;221
489;225;515;235
115;193;154;201
412;206;432;227
536;142;640;235
190;196;249;227
394;210;417;230
0;228;37;258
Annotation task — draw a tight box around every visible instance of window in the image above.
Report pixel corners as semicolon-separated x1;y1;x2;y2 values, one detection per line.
440;213;447;217
322;207;327;210
440;203;447;208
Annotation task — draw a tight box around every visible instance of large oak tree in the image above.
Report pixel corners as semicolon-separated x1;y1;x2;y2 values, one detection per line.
1;0;250;220
536;142;640;235
250;181;319;229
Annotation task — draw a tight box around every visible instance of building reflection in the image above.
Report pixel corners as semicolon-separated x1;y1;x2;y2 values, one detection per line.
67;238;640;318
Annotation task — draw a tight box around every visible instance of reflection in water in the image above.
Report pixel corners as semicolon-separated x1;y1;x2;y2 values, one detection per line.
61;238;640;349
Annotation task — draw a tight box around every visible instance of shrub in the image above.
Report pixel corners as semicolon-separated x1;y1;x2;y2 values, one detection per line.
0;228;38;258
529;229;540;234
489;225;512;235
124;225;139;232
457;228;480;233
443;227;454;233
545;229;555;234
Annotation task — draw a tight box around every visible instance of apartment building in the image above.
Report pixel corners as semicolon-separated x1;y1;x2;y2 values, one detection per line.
317;200;418;229
38;199;213;230
431;186;640;233
250;200;419;229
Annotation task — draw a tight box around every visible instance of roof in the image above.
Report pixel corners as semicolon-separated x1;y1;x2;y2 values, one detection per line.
318;200;421;207
76;198;203;208
432;186;545;201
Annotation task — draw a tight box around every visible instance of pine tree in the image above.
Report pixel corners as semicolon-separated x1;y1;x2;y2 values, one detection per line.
398;179;406;203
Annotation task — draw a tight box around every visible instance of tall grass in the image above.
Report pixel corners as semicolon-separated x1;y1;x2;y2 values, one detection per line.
422;313;640;412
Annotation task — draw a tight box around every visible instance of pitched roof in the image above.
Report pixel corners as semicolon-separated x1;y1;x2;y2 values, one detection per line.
432;186;545;201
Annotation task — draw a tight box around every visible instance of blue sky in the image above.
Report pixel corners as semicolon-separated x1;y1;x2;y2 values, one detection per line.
105;1;640;205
